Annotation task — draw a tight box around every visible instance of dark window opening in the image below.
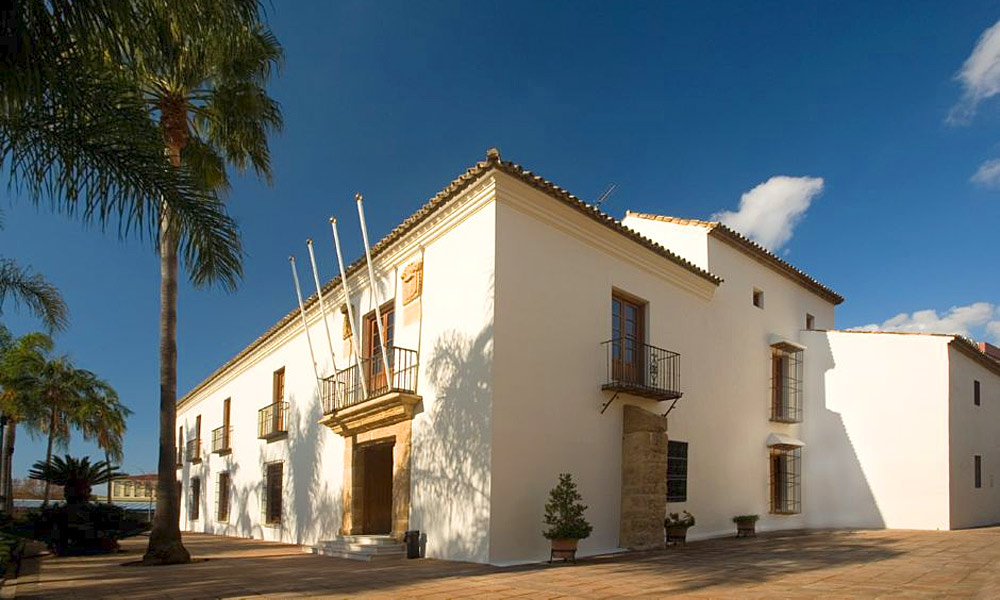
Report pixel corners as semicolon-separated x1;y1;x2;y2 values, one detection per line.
974;380;981;406
666;440;688;503
975;455;982;489
264;462;283;525
769;446;801;514
190;477;201;520
217;472;230;522
753;288;764;309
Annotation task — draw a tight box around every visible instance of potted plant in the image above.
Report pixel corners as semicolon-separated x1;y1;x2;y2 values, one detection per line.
542;473;593;562
733;514;759;537
663;511;695;546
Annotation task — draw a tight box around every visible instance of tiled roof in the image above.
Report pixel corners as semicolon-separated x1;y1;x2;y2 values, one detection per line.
179;150;721;406
626;211;844;305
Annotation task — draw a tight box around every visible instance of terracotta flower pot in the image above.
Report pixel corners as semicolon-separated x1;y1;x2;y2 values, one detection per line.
549;538;579;563
735;520;757;537
665;525;690;546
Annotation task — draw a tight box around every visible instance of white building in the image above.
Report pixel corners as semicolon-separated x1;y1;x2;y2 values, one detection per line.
174;149;1000;565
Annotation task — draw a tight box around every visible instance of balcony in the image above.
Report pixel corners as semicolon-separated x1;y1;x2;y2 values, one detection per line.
318;346;421;436
601;338;682;402
211;426;232;455
186;438;202;464
258;401;288;441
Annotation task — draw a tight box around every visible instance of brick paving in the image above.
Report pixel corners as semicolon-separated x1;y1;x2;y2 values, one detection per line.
10;527;1000;599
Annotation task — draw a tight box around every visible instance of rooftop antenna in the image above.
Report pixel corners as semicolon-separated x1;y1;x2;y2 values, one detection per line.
594;183;618;209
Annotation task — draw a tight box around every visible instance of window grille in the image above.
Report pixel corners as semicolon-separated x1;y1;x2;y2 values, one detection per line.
263;462;283;525
666;441;688;503
769;446;801;514
770;344;803;423
975;455;982;489
975;380;981;406
190;476;201;520
216;472;231;522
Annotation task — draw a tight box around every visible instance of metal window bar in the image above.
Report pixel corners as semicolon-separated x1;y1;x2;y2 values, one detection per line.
770;346;803;423
263;462;283;525
321;346;419;415
257;401;289;439
190;476;201;520
602;338;681;400
186;438;201;463
211;426;232;453
666;440;688;503
769;446;801;514
216;472;230;522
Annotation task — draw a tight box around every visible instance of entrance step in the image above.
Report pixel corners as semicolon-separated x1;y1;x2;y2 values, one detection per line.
306;535;406;562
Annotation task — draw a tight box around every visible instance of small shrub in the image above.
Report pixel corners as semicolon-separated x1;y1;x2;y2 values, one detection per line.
542;473;593;540
732;514;759;524
31;503;149;555
664;511;695;528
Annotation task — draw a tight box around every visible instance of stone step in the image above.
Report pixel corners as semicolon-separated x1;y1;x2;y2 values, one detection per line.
306;535;408;562
314;541;405;555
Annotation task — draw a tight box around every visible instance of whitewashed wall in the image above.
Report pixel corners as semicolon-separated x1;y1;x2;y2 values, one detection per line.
800;330;952;530
948;346;1000;529
176;178;498;562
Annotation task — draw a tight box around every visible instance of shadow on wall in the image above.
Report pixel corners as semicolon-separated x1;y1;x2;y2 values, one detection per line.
285;390;338;545
804;332;884;529
410;323;493;561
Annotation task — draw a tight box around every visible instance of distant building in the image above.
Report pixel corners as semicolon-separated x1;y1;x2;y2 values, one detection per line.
109;474;157;503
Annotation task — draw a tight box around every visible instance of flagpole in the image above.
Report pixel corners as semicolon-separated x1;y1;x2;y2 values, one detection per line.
306;239;338;375
289;256;320;383
356;193;392;385
330;217;368;400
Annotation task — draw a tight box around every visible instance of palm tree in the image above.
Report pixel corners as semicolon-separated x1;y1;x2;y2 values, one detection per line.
0;1;246;278
131;6;282;565
0;258;68;333
28;455;122;506
1;340;121;506
0;329;54;512
77;392;131;503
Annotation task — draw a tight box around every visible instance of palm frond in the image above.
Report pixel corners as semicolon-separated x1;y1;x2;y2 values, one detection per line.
0;258;68;332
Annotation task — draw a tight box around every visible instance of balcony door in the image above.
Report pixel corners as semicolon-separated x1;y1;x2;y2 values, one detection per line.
364;304;395;395
612;293;644;386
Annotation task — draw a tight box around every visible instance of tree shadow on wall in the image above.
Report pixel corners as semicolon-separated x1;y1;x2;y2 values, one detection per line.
284;390;338;545
410;323;493;561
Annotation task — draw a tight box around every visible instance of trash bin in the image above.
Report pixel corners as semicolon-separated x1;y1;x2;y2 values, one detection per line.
403;530;420;559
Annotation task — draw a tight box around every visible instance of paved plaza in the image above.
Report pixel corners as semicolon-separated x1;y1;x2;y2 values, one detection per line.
10;527;1000;599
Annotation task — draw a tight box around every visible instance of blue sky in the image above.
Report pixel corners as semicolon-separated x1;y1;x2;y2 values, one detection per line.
4;1;1000;476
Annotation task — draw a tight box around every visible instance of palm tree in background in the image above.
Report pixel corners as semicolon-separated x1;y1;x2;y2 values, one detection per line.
130;5;282;564
77;392;131;503
0;328;54;511
1;335;122;506
0;259;68;334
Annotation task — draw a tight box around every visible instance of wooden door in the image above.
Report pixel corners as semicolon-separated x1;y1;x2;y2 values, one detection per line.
364;305;395;394
612;294;644;385
362;443;394;534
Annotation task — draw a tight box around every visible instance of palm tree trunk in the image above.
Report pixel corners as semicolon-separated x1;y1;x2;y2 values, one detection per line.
144;141;190;565
41;409;57;507
1;418;12;513
105;450;112;504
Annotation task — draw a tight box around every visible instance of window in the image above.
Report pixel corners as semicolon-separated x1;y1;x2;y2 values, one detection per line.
216;472;231;522
753;288;764;309
769;446;801;514
975;455;982;489
364;303;395;392
666;441;688;503
264;462;283;525
273;368;285;403
611;292;645;385
974;380;981;406
771;343;803;422
190;476;201;520
124;481;132;497
805;313;815;330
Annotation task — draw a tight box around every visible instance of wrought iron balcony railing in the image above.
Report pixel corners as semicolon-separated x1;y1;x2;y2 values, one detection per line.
602;338;682;402
321;346;419;414
211;426;232;454
258;401;288;440
186;438;202;464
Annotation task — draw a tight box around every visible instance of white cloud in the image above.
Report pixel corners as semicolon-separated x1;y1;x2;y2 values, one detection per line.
853;302;1000;342
711;176;824;251
949;19;1000;124
971;158;1000;188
